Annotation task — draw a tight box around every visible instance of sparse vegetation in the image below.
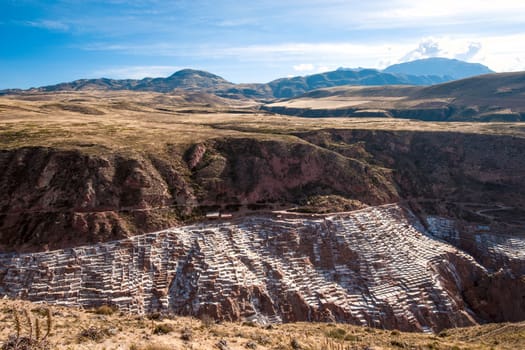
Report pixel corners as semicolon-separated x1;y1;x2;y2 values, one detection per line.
325;327;347;340
1;306;52;350
152;323;173;335
1;299;524;349
94;305;117;316
200;314;215;328
180;326;192;341
77;326;113;343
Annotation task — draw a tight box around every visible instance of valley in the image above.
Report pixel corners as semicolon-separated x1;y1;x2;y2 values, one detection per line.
0;78;524;347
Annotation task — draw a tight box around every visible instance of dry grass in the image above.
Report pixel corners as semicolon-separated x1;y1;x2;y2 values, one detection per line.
1;91;525;156
1;299;523;350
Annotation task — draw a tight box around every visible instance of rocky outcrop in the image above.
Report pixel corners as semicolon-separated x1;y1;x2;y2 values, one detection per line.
1;204;523;331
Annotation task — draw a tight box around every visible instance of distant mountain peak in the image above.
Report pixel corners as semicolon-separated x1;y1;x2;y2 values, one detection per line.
168;69;227;80
383;57;493;80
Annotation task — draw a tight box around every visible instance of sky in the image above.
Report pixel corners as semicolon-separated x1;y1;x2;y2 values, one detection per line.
1;0;525;89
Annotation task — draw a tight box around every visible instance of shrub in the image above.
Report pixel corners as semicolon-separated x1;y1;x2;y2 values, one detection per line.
180;327;192;341
291;338;302;350
325;327;347;340
390;340;406;348
200;314;215;328
147;312;162;321
152;323;174;335
344;334;360;341
77;326;111;343
438;330;449;337
94;305;116;316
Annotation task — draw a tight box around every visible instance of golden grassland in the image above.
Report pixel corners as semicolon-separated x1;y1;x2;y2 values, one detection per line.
1;91;525;155
1;299;524;350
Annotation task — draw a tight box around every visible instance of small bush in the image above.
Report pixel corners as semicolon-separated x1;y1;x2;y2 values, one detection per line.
291;338;302;350
344;334;360;341
2;307;53;350
94;305;116;316
325;327;346;340
390;340;406;348
152;323;174;335
147;312;162;321
180;327;192;341
200;314;215;328
216;339;230;350
252;334;271;345
78;326;111;343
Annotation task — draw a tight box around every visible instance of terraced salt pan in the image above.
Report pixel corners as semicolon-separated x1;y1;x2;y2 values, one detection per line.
1;204;520;331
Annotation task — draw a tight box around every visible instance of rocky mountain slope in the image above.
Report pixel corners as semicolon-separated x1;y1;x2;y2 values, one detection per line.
263;72;525;121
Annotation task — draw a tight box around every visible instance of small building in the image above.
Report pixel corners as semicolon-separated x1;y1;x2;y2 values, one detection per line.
205;212;220;219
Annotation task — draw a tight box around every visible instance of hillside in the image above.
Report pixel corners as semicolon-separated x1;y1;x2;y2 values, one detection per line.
263;71;525;121
383;57;494;80
265;69;450;98
0;90;524;333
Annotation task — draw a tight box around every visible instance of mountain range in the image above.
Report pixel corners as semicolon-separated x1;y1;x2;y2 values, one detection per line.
263;71;525;121
1;58;494;99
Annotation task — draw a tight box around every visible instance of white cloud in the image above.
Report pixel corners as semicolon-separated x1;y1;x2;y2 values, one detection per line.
400;39;442;62
359;0;525;29
24;20;70;31
455;42;482;61
92;65;181;79
293;63;315;72
216;18;258;27
395;35;525;72
84;33;525;76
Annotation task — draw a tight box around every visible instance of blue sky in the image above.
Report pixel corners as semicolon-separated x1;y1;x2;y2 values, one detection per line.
1;0;525;89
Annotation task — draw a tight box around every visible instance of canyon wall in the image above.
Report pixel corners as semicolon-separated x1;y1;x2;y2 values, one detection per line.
2;130;525;252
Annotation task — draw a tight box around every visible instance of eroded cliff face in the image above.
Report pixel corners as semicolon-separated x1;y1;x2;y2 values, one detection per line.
296;130;525;221
1;130;525;252
0;147;195;251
